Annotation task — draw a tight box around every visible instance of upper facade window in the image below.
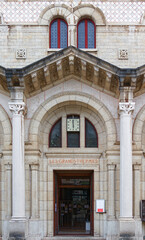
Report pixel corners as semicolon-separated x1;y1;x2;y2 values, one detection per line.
49;116;98;148
77;19;96;49
50;18;68;48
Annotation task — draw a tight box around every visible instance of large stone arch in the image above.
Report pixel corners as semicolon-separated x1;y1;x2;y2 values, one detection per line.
133;105;145;149
29;92;116;149
73;4;106;25
38;4;72;25
0;105;11;150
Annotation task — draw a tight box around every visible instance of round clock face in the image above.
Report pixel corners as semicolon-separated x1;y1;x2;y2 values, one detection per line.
67;119;80;132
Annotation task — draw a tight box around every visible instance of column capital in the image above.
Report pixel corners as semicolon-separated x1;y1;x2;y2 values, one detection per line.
107;164;116;170
9;102;26;115
5;163;12;170
133;164;141;171
119;102;135;115
30;164;39;171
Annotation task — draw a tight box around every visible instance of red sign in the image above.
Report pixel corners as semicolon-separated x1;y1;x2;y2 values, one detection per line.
97;209;103;212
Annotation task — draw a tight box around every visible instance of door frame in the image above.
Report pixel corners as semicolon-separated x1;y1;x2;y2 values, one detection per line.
53;170;94;236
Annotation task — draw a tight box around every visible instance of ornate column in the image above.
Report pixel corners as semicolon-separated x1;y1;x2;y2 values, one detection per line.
30;164;39;219
119;93;135;237
9;88;26;219
107;164;116;219
119;101;135;219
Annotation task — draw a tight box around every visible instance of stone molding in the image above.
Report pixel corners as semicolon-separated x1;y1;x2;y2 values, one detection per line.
133;104;145;148
9;102;26;115
29;91;117;148
107;164;116;171
119;102;135;115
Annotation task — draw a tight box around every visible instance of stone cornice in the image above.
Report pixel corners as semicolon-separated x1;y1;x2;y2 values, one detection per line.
0;46;145;97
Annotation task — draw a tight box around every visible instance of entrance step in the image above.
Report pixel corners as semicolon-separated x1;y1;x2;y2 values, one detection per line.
43;237;105;240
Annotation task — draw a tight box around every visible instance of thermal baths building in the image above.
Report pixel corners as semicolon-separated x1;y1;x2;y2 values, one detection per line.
0;1;145;239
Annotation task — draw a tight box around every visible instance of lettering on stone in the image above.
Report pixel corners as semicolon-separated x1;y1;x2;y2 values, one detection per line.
49;159;99;165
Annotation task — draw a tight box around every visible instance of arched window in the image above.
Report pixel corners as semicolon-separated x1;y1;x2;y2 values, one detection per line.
50;18;68;48
49;119;61;147
49;116;98;148
85;118;98;147
77;19;96;49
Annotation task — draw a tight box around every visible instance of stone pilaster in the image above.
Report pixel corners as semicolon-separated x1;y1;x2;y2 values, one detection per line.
133;164;141;219
5;163;12;219
107;164;116;219
119;101;135;238
30;164;39;219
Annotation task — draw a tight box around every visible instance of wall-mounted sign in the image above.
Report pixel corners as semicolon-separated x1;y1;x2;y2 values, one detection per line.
96;199;105;213
67;118;80;132
141;200;145;221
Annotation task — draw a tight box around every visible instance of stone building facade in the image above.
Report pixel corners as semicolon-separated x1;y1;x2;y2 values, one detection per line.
0;0;145;239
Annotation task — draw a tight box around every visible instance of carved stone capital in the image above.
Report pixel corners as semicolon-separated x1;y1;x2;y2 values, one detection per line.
9;102;26;115
119;102;135;115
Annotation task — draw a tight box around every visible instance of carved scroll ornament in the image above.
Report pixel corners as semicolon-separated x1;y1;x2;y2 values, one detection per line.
119;102;135;115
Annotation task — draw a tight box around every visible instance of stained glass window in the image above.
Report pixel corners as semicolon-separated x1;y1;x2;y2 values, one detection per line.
85;118;98;147
49;119;61;147
78;19;95;49
50;18;68;48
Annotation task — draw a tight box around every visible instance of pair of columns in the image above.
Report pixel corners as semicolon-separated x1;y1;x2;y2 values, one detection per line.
8;87;137;222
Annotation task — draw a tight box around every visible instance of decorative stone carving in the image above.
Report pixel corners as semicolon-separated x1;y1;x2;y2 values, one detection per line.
49;63;58;82
135;75;143;92
86;63;94;81
16;49;26;59
24;74;35;94
110;74;119;93
74;57;81;77
98;68;106;88
119;49;128;60
119;102;135;115
9;102;25;115
62;57;70;77
37;69;46;88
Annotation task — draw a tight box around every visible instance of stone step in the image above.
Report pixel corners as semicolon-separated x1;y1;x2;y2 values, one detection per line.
43;237;105;240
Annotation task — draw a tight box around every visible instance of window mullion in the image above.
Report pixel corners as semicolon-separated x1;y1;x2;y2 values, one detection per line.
85;20;88;48
62;114;67;147
80;116;85;148
58;19;60;48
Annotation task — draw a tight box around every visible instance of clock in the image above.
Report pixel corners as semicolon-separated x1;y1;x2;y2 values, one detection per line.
67;118;80;132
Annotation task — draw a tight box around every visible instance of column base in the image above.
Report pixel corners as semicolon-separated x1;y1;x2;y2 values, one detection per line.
119;218;135;238
8;217;28;240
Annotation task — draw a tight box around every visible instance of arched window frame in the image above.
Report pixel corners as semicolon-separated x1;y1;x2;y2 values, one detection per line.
77;18;96;49
48;116;98;148
85;118;98;148
49;118;62;147
49;18;68;49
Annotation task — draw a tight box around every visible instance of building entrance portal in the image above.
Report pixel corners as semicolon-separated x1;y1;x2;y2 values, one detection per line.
54;171;94;236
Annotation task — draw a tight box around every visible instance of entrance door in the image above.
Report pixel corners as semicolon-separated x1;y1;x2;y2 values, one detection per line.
54;171;94;235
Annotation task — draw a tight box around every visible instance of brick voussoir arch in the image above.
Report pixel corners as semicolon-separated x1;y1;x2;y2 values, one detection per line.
0;105;12;147
29;92;117;148
133;105;145;148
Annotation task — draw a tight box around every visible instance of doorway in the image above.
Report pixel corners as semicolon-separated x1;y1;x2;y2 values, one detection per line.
54;170;94;235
